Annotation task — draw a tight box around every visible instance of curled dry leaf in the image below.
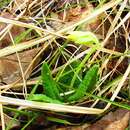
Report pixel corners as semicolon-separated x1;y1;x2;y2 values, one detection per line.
56;123;89;130
105;112;129;130
0;48;41;84
86;109;130;130
0;12;25;48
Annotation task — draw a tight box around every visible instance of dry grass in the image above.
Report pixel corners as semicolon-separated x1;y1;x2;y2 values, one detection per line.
0;0;130;129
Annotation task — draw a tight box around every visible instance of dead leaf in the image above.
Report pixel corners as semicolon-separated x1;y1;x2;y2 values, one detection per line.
49;2;103;43
0;113;20;128
0;48;41;84
105;112;129;130
56;110;130;130
58;4;93;22
56;123;89;130
0;12;25;48
86;109;130;130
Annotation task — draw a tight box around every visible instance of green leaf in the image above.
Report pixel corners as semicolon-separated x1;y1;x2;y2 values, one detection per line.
28;94;62;104
67;31;99;45
58;61;82;89
68;64;99;101
41;62;62;100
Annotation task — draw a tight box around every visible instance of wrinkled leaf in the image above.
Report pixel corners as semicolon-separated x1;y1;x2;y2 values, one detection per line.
87;109;130;130
0;48;41;84
105;112;129;130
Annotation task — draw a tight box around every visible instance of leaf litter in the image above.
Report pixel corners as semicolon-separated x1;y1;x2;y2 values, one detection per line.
0;0;130;130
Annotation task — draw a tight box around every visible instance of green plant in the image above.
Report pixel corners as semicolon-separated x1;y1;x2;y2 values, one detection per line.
41;62;61;100
28;31;100;103
68;64;99;101
28;62;99;103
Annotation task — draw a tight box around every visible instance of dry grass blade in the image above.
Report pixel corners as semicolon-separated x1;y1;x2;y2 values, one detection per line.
0;0;129;129
106;0;127;37
0;36;51;57
0;16;64;37
0;96;104;114
104;11;130;45
104;64;130;110
0;0;121;58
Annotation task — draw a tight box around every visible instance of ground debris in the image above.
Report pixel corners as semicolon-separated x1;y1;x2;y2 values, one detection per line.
86;109;130;130
0;12;25;48
0;48;41;84
50;109;130;130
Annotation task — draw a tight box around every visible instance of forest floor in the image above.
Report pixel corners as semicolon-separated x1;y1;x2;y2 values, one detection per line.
0;0;130;130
